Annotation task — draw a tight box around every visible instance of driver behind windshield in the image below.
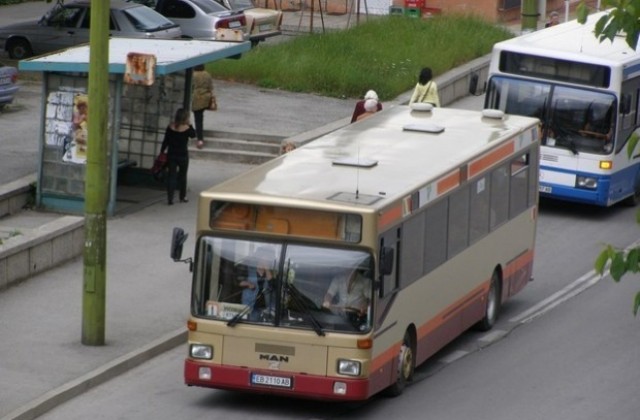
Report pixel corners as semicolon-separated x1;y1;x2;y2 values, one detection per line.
322;266;371;325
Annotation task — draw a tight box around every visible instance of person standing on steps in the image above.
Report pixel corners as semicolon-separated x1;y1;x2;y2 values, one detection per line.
191;64;216;149
161;108;196;205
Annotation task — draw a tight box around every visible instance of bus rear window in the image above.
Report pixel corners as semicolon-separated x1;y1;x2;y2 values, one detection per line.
209;201;362;243
499;51;610;88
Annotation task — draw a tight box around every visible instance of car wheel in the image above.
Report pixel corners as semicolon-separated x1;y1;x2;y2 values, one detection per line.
8;39;33;60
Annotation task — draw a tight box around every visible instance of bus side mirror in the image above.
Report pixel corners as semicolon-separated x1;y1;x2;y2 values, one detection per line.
171;227;188;262
379;246;394;276
620;94;632;115
468;72;486;96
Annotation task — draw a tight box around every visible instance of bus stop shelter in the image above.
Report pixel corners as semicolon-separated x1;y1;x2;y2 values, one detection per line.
19;38;250;215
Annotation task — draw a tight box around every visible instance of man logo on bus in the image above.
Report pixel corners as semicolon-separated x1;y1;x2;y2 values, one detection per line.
260;354;290;363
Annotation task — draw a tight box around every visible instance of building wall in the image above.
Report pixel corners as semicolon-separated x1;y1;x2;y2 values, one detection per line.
288;0;587;23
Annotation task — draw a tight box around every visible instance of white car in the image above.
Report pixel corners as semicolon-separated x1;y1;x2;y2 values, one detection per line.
214;0;282;45
152;0;248;41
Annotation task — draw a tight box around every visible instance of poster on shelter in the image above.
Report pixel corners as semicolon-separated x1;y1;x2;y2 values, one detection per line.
124;52;156;86
69;94;89;163
44;91;89;164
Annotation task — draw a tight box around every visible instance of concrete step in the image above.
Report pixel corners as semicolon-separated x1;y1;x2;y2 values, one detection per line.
0;210;84;291
190;147;278;165
191;130;285;164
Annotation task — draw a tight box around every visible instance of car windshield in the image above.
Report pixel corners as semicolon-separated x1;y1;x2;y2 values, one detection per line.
191;0;229;13
486;76;616;155
226;0;254;10
123;5;178;31
193;236;373;334
44;5;85;28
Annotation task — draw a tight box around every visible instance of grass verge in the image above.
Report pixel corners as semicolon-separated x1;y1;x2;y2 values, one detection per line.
208;14;513;100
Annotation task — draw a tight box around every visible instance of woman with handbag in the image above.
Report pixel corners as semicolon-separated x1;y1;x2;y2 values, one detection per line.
161;108;196;205
191;64;216;149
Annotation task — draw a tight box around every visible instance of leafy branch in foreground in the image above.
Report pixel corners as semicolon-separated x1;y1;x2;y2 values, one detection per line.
595;244;640;316
592;134;640;316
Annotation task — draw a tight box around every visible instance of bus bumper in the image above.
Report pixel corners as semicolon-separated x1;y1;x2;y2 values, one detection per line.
184;359;371;401
539;182;610;206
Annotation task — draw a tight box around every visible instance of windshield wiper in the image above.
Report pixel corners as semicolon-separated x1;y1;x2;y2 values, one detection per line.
227;288;267;326
285;283;325;336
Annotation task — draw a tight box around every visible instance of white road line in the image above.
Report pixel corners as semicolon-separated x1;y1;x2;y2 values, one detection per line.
509;270;600;324
439;350;469;364
509;238;640;325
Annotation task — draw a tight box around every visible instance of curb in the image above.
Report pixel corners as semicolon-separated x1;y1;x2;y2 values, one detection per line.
1;328;187;420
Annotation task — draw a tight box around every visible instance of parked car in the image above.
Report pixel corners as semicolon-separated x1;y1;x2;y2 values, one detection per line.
213;0;282;45
0;0;183;60
151;0;247;41
0;61;19;110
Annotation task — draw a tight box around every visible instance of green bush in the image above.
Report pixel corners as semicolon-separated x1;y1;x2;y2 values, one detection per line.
208;14;512;100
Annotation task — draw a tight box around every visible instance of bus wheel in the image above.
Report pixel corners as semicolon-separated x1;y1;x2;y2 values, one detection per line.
624;175;640;206
476;271;501;331
385;331;414;397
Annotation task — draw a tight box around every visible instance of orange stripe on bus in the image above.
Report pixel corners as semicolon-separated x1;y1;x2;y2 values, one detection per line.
378;203;403;229
468;141;515;178
371;249;535;372
436;170;460;195
371;342;401;372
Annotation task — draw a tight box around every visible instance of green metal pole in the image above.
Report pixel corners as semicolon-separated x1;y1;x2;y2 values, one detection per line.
521;0;538;32
82;0;110;346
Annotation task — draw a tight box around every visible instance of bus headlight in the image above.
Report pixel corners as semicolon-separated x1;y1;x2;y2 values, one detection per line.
337;359;361;376
190;344;213;360
576;176;598;189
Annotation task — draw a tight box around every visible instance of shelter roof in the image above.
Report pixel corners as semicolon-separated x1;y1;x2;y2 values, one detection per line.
19;38;250;74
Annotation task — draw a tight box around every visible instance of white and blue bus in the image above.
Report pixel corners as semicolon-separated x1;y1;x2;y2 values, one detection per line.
483;12;640;206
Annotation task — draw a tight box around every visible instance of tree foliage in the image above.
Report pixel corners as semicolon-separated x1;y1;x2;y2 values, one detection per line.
577;0;640;49
578;1;640;315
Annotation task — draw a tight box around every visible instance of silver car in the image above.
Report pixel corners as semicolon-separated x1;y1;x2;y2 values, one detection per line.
0;61;19;110
152;0;247;41
0;0;183;59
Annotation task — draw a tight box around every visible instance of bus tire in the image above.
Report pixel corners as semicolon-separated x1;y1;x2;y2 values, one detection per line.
385;330;415;397
476;271;501;331
624;173;640;206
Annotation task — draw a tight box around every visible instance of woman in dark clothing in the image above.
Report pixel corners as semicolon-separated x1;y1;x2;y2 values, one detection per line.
161;108;196;205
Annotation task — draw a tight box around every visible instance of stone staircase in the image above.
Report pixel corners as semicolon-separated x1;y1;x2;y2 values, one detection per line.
0;175;84;291
189;129;285;165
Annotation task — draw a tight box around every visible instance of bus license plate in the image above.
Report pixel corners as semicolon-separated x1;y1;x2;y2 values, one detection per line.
539;185;552;193
251;373;292;388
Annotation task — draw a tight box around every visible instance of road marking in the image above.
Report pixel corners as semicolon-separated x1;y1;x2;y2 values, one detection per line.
509;239;640;325
439;350;469;364
478;329;507;344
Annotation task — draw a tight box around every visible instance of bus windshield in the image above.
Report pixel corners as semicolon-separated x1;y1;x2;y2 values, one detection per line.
486;77;616;155
193;236;373;334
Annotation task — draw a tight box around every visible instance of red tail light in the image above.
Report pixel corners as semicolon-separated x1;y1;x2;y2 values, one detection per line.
11;73;18;83
215;15;246;29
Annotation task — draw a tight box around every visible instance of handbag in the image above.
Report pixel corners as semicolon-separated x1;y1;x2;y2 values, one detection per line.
208;95;218;111
151;152;168;181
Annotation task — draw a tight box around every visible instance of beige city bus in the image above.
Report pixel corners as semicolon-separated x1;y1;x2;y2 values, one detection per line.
171;105;540;401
